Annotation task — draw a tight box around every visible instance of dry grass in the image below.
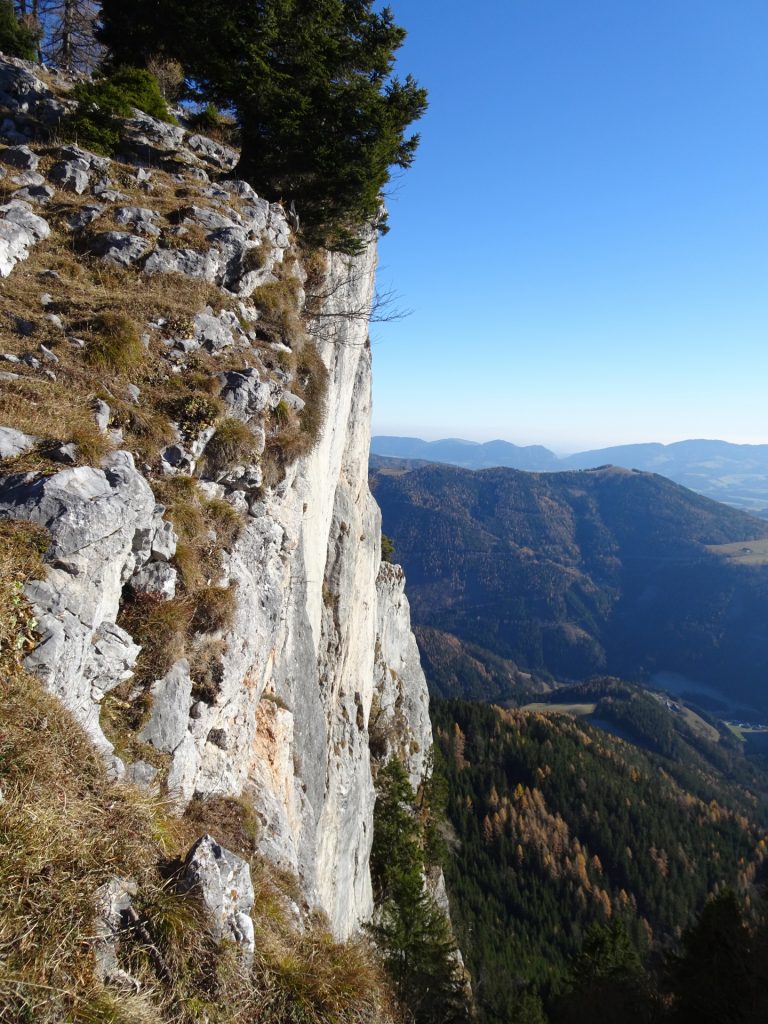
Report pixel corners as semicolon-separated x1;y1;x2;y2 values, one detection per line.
84;312;144;372
154;475;245;590
190;583;237;635
118;593;194;690
184;796;260;859
0;226;227;470
201;418;262;477
0;519;47;663
252;275;304;347
0;534;400;1024
261;338;329;485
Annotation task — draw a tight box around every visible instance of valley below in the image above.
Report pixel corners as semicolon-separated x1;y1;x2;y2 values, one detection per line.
371;460;768;714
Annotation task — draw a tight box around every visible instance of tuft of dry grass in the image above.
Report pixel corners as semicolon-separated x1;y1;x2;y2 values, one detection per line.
261;339;329;486
252;276;304;347
184;796;260;859
201;418;262;477
0;520;48;664
117;593;194;689
191;583;237;635
84;312;144;373
154;475;245;591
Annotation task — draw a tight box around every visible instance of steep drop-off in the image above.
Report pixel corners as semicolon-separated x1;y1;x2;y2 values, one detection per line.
0;51;434;1008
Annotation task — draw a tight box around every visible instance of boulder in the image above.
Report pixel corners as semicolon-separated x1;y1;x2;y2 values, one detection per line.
93;876;139;987
10;169;44;187
93;399;110;433
129;560;177;600
144;247;220;282
0;425;38;459
0;199;50;276
65;204;103;232
0;452;157;761
113;206;161;238
82;621;140;700
14;183;54;204
175;204;240;232
181;835;255;960
218;368;273;421
89;231;151;267
0;144;39;171
49;159;91;194
193;310;239;352
120;112;186;164
185;134;239;170
57;144;111;174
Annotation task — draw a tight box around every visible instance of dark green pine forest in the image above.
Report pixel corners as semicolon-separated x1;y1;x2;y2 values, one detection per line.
430;699;768;1023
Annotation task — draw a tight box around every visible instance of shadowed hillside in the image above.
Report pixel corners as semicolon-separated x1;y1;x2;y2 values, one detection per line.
371;463;768;710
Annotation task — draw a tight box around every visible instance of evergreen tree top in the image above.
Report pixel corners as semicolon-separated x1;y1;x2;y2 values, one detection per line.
98;0;427;250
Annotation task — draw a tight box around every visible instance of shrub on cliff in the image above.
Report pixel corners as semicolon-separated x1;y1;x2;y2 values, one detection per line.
98;0;427;250
68;65;174;153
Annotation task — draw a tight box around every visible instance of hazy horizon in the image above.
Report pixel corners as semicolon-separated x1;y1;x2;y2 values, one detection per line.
371;427;768;458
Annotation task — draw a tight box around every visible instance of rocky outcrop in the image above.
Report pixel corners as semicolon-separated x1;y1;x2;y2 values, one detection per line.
0;54;436;945
0;452;176;772
181;835;256;960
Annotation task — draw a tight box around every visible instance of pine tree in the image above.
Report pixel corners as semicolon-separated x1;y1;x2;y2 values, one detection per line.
370;758;470;1024
1;1;38;59
97;0;427;250
41;0;101;72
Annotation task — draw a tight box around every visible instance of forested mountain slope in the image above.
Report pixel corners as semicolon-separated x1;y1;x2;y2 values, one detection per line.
432;699;768;1024
371;463;768;709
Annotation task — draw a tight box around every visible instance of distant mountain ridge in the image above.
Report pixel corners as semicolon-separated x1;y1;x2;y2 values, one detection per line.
370;462;768;711
371;436;768;513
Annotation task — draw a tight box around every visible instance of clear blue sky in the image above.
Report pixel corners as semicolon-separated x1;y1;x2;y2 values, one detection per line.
372;0;768;452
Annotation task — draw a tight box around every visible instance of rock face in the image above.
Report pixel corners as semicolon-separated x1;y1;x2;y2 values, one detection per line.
0;452;176;771
156;242;435;938
0;56;435;941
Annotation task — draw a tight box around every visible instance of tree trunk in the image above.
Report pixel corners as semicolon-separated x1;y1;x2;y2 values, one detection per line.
60;0;73;70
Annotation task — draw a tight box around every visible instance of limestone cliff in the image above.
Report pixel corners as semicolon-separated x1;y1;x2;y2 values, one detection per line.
0;55;434;946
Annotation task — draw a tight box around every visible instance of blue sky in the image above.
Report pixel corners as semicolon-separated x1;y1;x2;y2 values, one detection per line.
372;1;768;452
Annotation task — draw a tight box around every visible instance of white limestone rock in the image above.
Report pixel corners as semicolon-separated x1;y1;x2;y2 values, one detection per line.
181;835;255;960
49;159;91;194
218;368;273;420
0;199;50;276
1;144;38;171
186;134;239;170
139;659;192;754
129;560;177;600
0;452;158;761
83;621;140;701
373;561;433;787
144;246;221;282
89;231;151;267
113;206;161;237
0;425;38;459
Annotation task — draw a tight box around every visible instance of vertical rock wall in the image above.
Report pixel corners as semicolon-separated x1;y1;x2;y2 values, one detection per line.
171;244;434;937
0;80;436;936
